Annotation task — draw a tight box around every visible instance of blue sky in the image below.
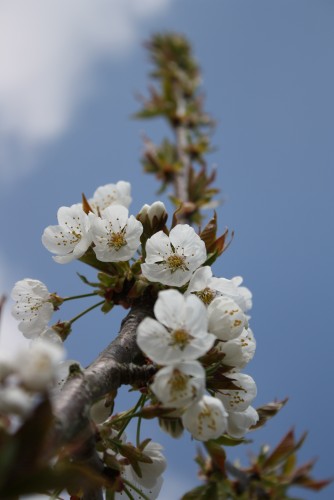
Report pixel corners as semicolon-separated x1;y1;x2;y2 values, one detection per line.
0;1;333;498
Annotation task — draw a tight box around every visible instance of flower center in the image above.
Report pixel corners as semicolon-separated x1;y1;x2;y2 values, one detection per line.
169;369;189;393
109;231;127;250
166;254;187;273
170;328;192;350
71;230;82;241
195;287;216;305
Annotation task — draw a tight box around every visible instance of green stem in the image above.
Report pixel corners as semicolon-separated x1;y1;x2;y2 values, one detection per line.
123;480;150;500
136;395;147;447
63;292;99;302
116;394;146;440
69;300;105;325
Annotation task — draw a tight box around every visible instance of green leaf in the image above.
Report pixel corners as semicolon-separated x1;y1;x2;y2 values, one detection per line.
101;301;114;314
76;273;100;287
213;435;251;447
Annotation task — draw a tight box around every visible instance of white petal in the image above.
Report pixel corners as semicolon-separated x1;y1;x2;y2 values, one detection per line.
150;361;205;408
91;181;132;212
142;263;193;287
227;406;259;438
154;290;187;330
101;205;129;229
186;266;213;294
182;395;228;441
144;231;171;263
217;372;257;412
208;296;247;341
184;294;208;336
217;328;256;369
128;441;167;489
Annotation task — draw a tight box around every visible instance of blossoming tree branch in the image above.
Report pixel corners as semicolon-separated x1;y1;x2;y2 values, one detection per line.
1;34;329;500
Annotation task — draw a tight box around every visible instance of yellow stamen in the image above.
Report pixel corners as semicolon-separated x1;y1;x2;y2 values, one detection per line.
109;231;127;250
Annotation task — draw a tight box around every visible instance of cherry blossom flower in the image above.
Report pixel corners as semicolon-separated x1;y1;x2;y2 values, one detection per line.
137;290;215;365
216;372;257;412
89;180;132;213
90;398;112;424
186;266;252;313
217;328;256;369
42;204;92;263
138;201;167;225
89;205;143;262
16;338;65;391
208;296;248;341
126;441;167;489
141;224;207;286
227;406;259;438
186;266;239;305
150;361;205;408
37;327;63;345
11;279;54;338
0;386;34;416
182;395;228;441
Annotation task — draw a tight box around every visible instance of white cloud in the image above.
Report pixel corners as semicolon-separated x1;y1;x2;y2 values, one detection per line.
0;0;171;182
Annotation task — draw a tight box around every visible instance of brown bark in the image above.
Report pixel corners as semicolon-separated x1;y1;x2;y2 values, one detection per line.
52;301;155;446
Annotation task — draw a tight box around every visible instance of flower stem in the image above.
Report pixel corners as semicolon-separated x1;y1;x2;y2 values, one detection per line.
123;480;150;500
62;292;99;302
116;394;146;440
69;300;105;325
136;395;147;447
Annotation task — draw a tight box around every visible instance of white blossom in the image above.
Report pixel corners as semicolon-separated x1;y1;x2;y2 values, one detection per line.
216;372;257;412
182;395;228;441
0;386;34;416
138;201;167;224
89;181;132;213
137;290;215;365
227;406;259;438
186;267;252;313
141;224;207;287
217;328;256;369
52;359;82;395
89;205;143;262
42;204;92;263
150;361;205;408
37;327;63;345
16;338;65;391
208;296;248;341
127;441;167;489
11;279;54;338
90;398;112;424
231;276;253;313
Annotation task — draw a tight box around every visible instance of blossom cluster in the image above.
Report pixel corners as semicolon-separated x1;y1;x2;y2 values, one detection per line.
41;181;143;264
11;181;258;441
137;285;258;442
8;180;259;497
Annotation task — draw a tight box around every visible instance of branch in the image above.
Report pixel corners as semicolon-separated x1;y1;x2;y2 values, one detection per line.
174;91;191;210
52;300;155;447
